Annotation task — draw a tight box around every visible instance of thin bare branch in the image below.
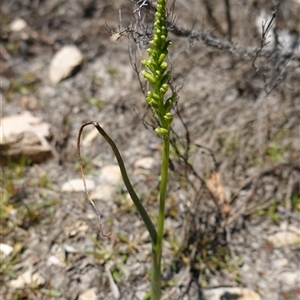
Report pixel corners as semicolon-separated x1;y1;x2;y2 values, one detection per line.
202;0;225;37
224;0;232;41
252;10;277;74
170;17;299;61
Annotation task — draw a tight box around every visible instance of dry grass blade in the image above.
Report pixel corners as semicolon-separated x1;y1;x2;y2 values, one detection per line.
77;121;111;238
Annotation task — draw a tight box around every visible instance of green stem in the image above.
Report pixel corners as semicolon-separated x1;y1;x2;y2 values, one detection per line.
151;133;170;300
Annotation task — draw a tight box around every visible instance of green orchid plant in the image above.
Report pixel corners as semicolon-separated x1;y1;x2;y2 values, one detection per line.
77;1;176;299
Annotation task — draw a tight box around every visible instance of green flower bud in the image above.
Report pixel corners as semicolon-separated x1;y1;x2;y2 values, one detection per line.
147;48;154;56
147;63;157;74
149;100;159;110
152;92;161;102
155;127;168;136
142;70;156;85
164;112;173;124
160;61;168;69
160;83;168;94
146;92;152;103
158;54;166;64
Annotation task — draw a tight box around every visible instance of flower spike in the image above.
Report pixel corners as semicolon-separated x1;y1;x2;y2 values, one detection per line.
141;0;177;134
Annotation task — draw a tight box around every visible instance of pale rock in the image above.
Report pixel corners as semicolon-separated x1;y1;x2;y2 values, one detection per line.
99;165;123;186
279;271;300;287
86;212;96;219
288;224;300;236
272;258;289;269
203;287;261;300
21;95;39;110
61;178;95;192
135;291;147;300
63;244;77;253
47;255;65;267
279;220;289;230
9;208;18;217
134;157;155;170
78;288;98;300
0;243;13;258
266;231;300;247
50;244;66;262
10;266;45;289
64;220;88;237
74;220;88;232
9;18;27;32
0;111;52;164
49;45;83;83
39;85;56;98
209;277;221;287
0;111;50;143
90;184;116;202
